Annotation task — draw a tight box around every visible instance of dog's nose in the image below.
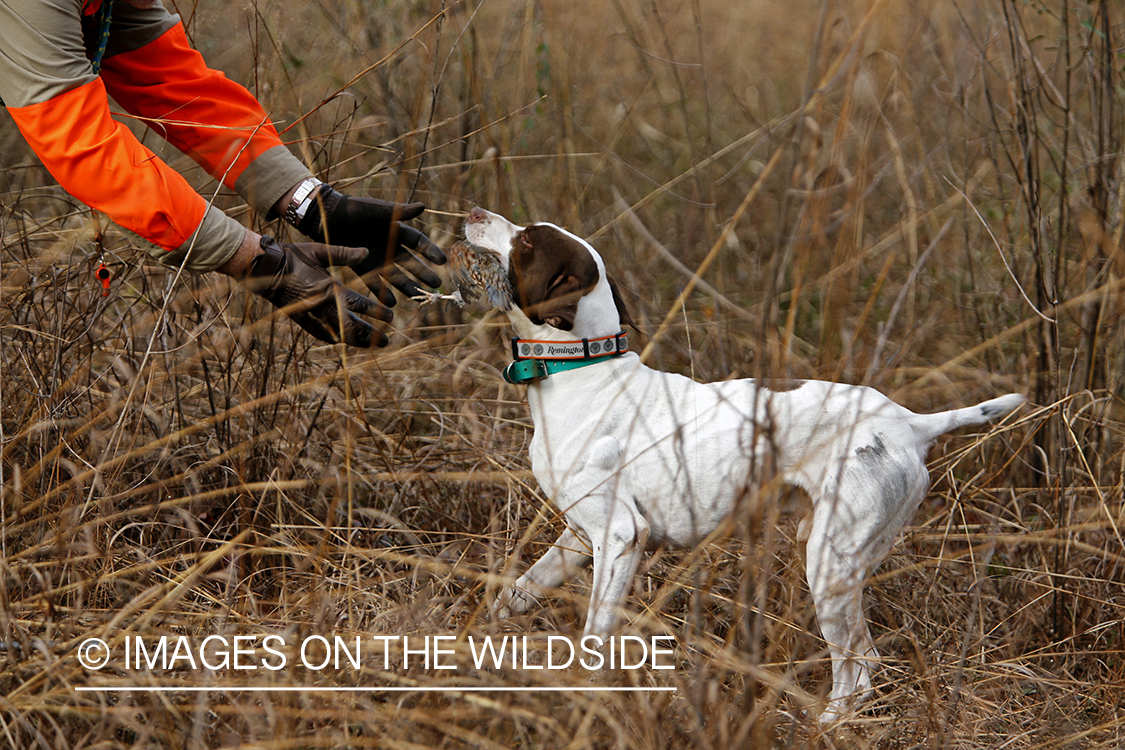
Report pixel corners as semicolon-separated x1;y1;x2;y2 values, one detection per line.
468;207;487;224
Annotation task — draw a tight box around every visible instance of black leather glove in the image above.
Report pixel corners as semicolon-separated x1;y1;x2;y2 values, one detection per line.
296;184;447;305
244;236;392;347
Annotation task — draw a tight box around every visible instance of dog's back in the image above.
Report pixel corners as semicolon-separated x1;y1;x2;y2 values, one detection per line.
534;357;1021;552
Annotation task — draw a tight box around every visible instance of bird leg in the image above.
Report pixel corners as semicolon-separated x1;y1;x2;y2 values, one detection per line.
412;290;465;306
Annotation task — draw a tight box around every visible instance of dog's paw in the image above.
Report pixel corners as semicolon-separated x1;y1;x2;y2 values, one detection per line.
816;706;843;725
494;585;536;620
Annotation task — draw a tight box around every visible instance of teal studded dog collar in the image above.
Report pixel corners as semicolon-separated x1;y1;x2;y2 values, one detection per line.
503;331;628;385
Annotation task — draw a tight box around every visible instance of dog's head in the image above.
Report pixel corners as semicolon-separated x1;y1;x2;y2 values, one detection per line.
464;208;634;337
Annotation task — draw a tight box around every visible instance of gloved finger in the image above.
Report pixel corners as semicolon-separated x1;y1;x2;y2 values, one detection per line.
393;252;443;289
387;273;427;300
347;314;389;347
348;196;427;223
334;311;389;348
332;282;394;323
295;310;385;348
272;282;391;333
294;311;352;346
395;225;447;265
298;242;369;269
303;288;392;347
295;242;405;306
395;201;426;222
351;255;438;298
330;288;391;347
359;263;427;301
361;271;398;308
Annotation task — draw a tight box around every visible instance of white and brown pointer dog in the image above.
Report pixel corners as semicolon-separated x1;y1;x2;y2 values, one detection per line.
463;207;1024;722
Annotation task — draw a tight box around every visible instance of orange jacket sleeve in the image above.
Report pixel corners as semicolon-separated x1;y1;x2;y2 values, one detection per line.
1;1;254;269
98;22;292;200
7;74;213;254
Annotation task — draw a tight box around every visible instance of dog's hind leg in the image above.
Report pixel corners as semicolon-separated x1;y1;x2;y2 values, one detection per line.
805;522;877;724
495;527;592;620
805;458;928;722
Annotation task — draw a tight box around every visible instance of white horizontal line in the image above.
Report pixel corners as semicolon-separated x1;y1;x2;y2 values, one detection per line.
75;686;675;693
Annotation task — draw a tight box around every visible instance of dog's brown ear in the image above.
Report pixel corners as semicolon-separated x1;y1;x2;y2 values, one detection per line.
607;274;636;330
536;272;590;329
508;225;599;331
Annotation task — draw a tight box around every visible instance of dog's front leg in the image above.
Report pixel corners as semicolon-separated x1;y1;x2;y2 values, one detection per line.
584;501;650;639
494;527;592;620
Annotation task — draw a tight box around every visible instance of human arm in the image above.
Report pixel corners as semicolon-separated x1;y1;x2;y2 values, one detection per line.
0;0;397;344
96;4;447;303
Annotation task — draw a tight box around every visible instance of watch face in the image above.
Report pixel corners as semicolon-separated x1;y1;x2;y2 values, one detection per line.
293;179;319;202
287;179;322;222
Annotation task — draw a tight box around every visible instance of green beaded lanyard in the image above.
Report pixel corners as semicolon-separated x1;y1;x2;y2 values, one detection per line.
88;0;115;75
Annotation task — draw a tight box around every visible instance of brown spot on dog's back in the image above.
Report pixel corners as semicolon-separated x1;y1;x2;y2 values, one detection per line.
855;435;888;459
757;378;806;393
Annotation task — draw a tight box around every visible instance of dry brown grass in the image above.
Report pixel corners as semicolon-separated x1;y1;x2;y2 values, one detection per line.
1;0;1123;747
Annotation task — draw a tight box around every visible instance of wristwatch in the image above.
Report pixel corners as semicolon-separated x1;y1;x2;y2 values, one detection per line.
283;177;324;226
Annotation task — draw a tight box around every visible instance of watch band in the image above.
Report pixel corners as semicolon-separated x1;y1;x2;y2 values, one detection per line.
283;177;324;226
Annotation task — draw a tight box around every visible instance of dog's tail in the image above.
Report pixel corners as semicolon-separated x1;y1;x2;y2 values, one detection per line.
910;393;1026;444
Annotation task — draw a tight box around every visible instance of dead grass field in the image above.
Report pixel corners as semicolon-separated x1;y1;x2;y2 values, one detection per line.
1;0;1123;747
